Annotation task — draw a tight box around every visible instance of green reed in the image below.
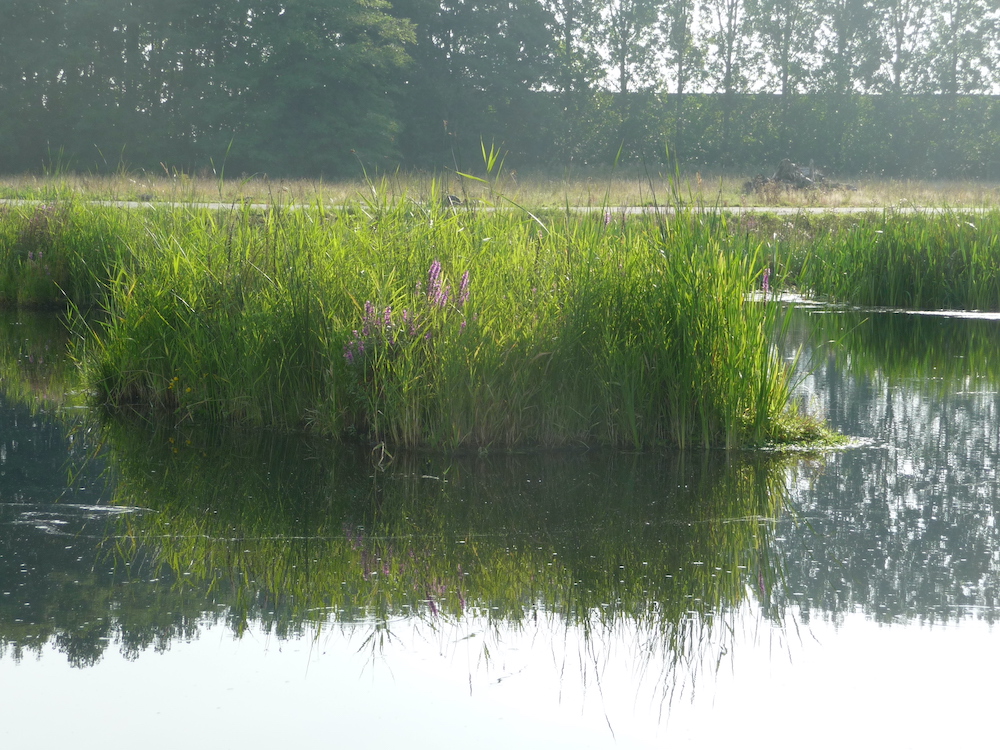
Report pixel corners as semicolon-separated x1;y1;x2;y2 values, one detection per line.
780;210;1000;311
100;204;808;449
1;199;818;449
0;201;141;310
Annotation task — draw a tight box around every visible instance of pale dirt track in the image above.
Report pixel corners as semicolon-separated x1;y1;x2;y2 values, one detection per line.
2;198;994;215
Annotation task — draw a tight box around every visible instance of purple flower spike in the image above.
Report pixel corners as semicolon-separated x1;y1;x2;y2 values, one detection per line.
762;268;771;296
435;284;450;308
427;259;442;302
458;270;470;306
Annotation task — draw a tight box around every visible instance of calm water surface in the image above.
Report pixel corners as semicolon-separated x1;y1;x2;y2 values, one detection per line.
0;308;997;748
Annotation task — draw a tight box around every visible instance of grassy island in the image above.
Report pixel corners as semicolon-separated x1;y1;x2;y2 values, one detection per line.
0;192;853;450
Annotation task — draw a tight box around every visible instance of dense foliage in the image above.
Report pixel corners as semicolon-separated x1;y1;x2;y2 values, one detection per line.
0;200;813;450
2;0;999;177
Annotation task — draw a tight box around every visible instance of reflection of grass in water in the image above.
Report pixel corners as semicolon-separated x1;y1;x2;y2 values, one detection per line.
100;416;798;695
811;309;1000;388
0;310;85;411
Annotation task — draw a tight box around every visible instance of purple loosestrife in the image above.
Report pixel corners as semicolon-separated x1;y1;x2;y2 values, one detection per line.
458;270;470;307
762;268;771;297
435;284;450;308
427;259;442;304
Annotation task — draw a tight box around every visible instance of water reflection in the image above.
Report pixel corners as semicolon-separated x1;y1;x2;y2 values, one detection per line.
2;306;1000;742
788;308;1000;625
3;407;792;681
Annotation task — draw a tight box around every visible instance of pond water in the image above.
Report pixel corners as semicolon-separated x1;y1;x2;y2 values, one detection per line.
1;307;997;748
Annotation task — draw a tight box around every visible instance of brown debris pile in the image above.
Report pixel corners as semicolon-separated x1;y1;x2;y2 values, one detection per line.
743;159;857;194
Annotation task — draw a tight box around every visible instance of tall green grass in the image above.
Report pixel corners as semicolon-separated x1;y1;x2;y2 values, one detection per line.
0;195;830;449
781;210;1000;310
0;201;141;310
59;199;802;449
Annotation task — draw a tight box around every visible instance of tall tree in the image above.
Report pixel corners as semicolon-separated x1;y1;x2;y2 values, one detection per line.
878;0;931;94
600;0;664;106
390;0;557;169
745;0;820;97
238;0;415;174
922;0;998;95
543;0;603;101
814;0;887;95
701;0;752;159
661;0;702;160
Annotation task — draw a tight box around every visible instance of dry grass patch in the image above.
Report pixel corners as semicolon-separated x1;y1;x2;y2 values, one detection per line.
2;169;1000;209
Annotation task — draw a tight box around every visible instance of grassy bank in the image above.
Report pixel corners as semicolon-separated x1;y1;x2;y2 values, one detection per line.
0;199;820;450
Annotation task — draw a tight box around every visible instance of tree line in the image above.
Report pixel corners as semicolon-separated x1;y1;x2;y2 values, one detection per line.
2;0;999;178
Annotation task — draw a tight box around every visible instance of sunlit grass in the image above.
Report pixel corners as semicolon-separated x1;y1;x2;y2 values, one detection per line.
778;210;1000;310
8;195;1000;449
2;169;1000;209
68;200;808;449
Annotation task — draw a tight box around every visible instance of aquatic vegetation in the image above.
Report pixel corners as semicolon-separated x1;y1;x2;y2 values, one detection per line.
779;210;1000;311
0;201;140;310
24;200;800;450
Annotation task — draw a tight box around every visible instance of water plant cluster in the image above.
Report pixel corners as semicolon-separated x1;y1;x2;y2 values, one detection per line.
0;197;821;450
781;211;1000;310
6;197;1000;449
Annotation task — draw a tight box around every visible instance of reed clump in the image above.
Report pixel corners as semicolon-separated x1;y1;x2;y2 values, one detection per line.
0;201;142;310
0;196;824;449
68;200;808;450
780;210;1000;310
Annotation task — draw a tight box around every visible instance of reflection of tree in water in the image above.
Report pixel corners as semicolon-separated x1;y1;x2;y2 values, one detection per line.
0;411;792;690
782;308;1000;625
